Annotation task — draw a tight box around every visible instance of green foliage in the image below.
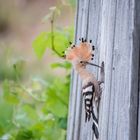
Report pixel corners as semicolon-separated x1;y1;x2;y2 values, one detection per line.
46;78;69;118
33;27;74;59
33;5;74;59
3;80;20;104
0;26;72;139
51;61;71;69
0;2;74;140
0;71;70;140
32;32;51;59
16;129;34;140
0;98;14;136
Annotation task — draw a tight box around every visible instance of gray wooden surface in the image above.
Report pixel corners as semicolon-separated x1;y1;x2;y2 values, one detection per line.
66;0;140;140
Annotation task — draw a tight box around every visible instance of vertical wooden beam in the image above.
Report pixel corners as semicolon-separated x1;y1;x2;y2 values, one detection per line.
136;1;140;140
66;0;140;140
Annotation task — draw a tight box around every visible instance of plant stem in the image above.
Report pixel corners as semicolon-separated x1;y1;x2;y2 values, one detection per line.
51;14;62;57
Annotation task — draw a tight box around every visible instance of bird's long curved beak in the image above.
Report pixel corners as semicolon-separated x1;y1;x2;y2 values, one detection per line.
86;62;102;68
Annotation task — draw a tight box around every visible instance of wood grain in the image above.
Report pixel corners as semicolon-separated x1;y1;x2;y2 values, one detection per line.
66;0;140;140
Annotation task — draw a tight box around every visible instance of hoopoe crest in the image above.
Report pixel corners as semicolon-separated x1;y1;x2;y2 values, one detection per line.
64;38;95;65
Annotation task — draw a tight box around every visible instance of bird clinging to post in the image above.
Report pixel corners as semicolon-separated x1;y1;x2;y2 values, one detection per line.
63;38;104;139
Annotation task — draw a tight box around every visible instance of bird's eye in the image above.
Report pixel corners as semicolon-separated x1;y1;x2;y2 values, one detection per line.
80;61;83;63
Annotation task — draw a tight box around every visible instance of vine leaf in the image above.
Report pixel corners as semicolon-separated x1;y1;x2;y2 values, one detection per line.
32;32;51;59
32;27;74;59
51;61;71;69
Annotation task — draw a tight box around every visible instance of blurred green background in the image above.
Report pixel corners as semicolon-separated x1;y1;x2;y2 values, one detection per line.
0;0;75;140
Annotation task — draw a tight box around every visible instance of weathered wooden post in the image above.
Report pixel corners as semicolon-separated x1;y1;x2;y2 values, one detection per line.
66;0;140;140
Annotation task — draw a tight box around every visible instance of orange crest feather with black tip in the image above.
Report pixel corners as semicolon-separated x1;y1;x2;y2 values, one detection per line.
65;41;94;63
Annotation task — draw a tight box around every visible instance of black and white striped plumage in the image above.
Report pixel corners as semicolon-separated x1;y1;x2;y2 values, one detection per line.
82;82;99;139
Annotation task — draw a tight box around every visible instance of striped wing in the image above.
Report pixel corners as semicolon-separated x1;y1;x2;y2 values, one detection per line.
82;82;99;139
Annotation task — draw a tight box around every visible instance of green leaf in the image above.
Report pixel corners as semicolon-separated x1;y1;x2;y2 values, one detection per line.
53;78;69;105
2;80;19;104
46;96;67;118
15;104;39;127
44;119;65;140
33;27;74;58
31;122;44;132
16;129;34;140
58;118;67;129
52;31;69;54
32;32;51;59
0;98;14;135
45;77;69;118
23;105;38;120
51;61;71;69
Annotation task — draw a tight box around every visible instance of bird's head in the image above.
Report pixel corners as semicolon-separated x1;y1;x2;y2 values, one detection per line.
63;38;95;68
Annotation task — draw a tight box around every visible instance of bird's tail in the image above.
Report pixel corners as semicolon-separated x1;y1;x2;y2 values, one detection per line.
82;82;99;139
92;105;99;139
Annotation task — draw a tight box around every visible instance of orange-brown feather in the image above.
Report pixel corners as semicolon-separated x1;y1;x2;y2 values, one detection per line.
65;42;93;62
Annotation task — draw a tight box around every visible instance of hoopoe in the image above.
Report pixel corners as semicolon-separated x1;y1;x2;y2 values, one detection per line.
64;38;104;139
